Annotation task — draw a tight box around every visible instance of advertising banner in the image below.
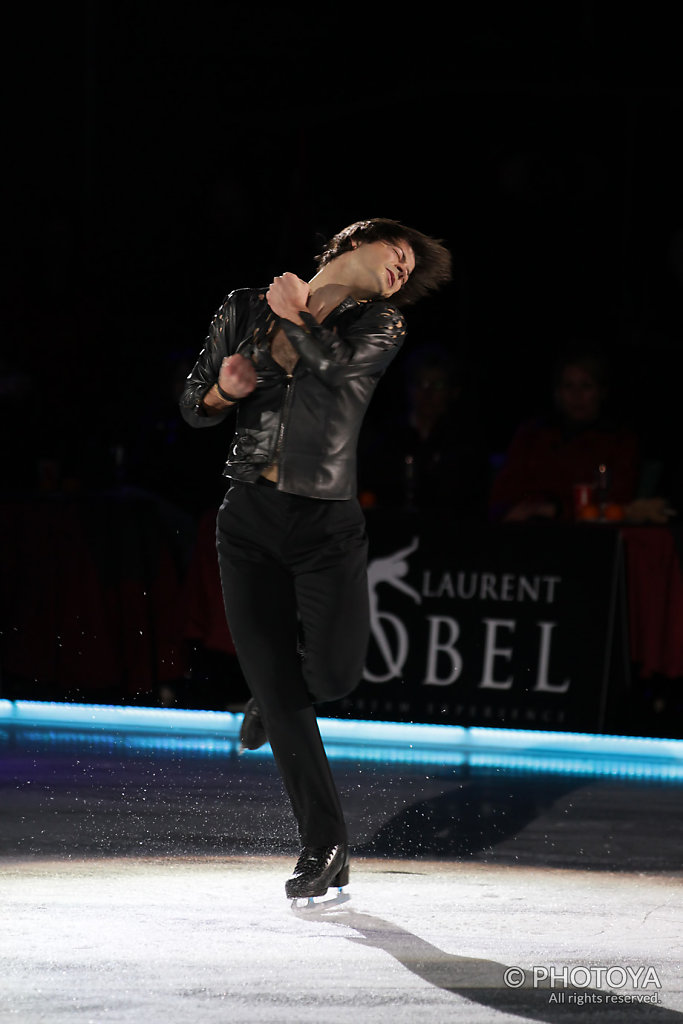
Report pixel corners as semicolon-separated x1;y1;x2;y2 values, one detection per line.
330;514;628;732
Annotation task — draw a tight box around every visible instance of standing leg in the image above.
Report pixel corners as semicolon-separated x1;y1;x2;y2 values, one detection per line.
280;495;369;898
216;485;347;846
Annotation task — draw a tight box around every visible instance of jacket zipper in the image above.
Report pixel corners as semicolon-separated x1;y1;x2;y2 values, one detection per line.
273;373;295;466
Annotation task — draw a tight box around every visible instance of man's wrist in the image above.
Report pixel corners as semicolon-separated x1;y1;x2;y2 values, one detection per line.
196;382;240;417
281;310;314;331
216;382;241;403
278;308;308;327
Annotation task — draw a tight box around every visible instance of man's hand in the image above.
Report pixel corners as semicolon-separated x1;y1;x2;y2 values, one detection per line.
503;500;557;522
218;354;257;399
623;497;677;524
267;273;311;323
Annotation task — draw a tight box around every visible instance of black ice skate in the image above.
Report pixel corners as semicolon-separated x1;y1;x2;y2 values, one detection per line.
285;844;350;907
238;698;267;754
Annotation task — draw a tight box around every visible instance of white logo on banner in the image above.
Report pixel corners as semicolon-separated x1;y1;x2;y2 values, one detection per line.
365;537;571;693
365;537;421;682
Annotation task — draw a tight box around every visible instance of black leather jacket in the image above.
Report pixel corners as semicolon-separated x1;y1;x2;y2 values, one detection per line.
179;287;407;500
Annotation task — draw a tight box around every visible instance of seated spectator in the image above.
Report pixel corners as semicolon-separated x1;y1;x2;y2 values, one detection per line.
489;348;641;523
358;343;490;519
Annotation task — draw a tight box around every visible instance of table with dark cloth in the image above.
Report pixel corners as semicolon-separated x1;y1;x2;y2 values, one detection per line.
182;516;683;684
1;496;681;707
620;524;683;680
0;493;190;699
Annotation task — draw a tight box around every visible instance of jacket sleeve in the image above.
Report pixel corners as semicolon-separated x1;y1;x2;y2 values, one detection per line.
179;294;238;428
280;302;407;387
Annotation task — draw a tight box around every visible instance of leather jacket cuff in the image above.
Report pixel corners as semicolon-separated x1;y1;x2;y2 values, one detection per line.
298;310;317;331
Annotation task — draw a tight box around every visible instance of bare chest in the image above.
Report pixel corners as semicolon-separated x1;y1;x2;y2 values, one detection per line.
270;327;299;374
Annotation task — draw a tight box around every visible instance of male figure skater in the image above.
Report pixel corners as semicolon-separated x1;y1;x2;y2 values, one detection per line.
179;218;451;899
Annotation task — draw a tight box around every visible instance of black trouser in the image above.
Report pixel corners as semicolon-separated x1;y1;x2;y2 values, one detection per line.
216;478;370;846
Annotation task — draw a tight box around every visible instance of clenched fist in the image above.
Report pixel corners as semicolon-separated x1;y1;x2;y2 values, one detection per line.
218;353;257;399
267;273;311;321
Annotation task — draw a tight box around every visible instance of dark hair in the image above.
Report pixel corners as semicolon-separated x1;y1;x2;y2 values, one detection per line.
314;217;452;307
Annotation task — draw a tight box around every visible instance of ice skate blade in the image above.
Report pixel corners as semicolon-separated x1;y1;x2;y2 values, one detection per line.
290;888;351;913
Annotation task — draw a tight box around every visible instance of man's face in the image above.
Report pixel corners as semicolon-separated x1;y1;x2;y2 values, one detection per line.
411;367;456;420
554;365;604;425
350;239;416;299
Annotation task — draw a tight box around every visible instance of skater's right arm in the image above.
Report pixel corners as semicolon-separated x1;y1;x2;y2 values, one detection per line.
179;296;257;427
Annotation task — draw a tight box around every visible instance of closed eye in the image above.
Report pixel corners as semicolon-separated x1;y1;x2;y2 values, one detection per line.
393;246;411;277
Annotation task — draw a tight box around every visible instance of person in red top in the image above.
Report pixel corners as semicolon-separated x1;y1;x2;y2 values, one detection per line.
489;349;640;523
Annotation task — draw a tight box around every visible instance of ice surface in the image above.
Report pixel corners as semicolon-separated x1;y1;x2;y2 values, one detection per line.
1;855;681;1024
1;727;682;1022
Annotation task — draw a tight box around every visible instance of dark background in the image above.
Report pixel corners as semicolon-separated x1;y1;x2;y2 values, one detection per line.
1;3;682;724
4;1;682;503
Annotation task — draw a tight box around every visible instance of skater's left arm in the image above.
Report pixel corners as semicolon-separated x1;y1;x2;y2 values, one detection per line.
267;275;407;385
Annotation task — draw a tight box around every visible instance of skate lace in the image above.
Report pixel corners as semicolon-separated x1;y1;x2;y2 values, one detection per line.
294;846;337;874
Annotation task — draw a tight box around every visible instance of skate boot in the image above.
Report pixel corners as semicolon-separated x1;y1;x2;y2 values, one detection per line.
238;698;267;754
285;843;349;904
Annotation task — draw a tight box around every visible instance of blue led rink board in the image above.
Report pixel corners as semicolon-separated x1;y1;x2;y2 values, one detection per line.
1;700;682;781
